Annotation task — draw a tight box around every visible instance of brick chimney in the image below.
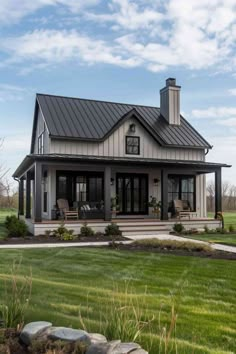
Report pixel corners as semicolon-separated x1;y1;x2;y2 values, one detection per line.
160;78;181;125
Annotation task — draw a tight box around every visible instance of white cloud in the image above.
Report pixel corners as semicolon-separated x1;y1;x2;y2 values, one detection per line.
217;118;236;127
0;84;32;102
1;29;142;70
228;88;236;96
192;106;236;119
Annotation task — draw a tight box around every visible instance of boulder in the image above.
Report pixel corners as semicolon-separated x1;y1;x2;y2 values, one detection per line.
86;340;121;354
112;342;141;353
89;333;107;344
130;350;148;354
48;327;91;345
20;321;52;346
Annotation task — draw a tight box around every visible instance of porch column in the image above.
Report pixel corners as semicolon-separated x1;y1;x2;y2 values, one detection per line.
18;178;24;216
104;166;111;221
34;162;42;222
161;169;168;220
25;171;31;219
215;167;222;218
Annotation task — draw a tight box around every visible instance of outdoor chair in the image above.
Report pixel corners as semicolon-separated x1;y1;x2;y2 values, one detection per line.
57;199;78;220
174;199;192;219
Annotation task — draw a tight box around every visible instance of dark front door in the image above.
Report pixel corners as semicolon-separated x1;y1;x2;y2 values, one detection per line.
116;174;148;215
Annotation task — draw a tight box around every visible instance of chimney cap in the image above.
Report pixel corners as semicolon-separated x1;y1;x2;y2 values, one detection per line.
166;78;176;86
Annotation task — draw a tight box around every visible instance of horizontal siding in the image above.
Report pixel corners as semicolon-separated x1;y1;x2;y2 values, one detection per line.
50;117;205;161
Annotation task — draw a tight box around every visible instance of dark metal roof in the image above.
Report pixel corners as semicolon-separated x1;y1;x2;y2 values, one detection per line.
13;153;231;178
36;93;212;149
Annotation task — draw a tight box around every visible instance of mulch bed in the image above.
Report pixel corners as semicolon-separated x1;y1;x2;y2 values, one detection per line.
113;243;236;260
0;234;127;245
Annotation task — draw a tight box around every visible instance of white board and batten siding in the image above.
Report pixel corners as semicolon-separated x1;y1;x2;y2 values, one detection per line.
33;110;50;154
49;117;205;162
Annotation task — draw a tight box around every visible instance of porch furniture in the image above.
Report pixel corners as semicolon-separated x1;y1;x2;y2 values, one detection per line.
57;199;78;220
179;211;198;220
174;199;194;219
73;201;104;219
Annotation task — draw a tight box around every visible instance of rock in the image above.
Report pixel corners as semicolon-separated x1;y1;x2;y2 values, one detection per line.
48;327;91;345
20;321;52;346
131;350;148;354
86;340;121;354
89;333;107;344
113;342;141;353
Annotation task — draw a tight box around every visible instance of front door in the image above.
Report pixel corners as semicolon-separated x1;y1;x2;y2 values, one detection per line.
116;174;148;215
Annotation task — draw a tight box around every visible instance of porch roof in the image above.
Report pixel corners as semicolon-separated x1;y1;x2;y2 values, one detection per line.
13;153;231;178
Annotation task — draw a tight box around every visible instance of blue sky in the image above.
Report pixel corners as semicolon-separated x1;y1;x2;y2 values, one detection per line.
0;0;235;185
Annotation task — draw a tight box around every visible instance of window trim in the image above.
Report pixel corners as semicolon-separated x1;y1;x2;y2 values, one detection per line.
125;136;140;155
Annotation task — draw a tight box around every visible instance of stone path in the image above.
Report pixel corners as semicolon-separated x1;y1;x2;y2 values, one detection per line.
0;235;235;254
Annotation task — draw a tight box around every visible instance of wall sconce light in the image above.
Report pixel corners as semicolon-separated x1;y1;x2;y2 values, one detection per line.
110;178;114;186
153;178;159;186
129;123;136;133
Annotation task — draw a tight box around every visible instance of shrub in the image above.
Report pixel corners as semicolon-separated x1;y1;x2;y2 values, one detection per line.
204;225;210;233
132;238;213;253
52;223;75;241
4;215;18;230
105;223;122;236
6;218;28;238
216;227;222;233
229;224;235;233
80;223;95;237
173;223;184;234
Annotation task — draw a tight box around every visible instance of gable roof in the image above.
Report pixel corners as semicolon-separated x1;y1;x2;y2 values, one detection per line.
32;93;212;152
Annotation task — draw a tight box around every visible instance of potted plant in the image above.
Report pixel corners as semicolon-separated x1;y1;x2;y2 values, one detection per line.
111;195;119;217
148;196;161;219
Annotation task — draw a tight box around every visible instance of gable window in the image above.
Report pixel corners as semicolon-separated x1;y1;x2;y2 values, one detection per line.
38;133;44;154
126;136;140;155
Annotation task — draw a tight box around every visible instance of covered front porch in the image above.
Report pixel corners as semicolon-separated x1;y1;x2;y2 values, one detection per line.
13;154;229;234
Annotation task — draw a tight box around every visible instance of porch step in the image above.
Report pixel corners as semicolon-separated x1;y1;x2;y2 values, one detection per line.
122;229;170;237
119;225;170;231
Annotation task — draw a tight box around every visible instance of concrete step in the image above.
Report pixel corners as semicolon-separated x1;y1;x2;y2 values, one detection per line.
119;225;171;231
122;229;170;237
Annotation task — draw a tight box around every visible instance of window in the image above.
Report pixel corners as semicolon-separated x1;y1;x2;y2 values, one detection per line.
38;133;44;154
126;136;140;155
168;175;195;211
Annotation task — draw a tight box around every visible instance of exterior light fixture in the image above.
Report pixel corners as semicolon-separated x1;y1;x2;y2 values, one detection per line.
153;178;159;186
110;178;114;186
129;123;136;133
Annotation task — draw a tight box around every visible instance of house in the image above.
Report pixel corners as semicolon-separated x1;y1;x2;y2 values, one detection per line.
13;78;230;235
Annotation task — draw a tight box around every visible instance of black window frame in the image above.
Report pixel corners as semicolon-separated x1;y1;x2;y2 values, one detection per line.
168;175;196;212
125;136;140;155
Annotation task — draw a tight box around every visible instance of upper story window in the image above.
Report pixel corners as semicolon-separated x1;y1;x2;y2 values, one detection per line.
38;133;44;154
38;122;45;154
126;136;140;155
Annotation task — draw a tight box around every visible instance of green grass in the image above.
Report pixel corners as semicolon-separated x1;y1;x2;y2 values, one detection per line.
184;233;236;246
208;212;236;228
0;248;235;354
0;208;16;239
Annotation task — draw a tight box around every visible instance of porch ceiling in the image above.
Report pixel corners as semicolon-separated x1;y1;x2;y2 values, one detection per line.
13;153;231;178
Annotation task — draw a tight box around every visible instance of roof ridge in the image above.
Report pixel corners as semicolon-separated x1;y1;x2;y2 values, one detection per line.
36;93;160;110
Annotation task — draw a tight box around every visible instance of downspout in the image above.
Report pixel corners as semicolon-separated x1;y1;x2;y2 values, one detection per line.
13;177;20;220
205;149;209;156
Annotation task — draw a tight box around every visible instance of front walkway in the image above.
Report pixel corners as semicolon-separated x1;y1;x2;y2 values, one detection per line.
0;234;236;253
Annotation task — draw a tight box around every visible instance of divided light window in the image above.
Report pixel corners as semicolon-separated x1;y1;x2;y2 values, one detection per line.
126;136;140;155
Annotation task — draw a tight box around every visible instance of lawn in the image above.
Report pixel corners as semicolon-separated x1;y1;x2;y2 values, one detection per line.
184;233;236;246
208;211;236;228
0;248;235;354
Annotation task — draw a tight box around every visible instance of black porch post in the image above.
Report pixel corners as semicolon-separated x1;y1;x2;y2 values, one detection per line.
215;167;222;218
34;162;42;222
104;166;111;221
161;169;168;220
19;178;24;216
25;171;31;219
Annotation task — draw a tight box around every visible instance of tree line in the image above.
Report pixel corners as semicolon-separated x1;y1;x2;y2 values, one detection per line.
207;180;236;212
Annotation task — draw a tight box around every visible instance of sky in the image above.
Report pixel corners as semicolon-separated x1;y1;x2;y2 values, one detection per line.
0;0;235;185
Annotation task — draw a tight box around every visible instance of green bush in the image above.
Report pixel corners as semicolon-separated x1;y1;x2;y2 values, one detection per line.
105;223;122;236
204;225;210;233
5;217;28;238
216;227;222;233
52;223;75;241
173;223;184;234
4;215;18;230
80;223;95;237
229;224;235;232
